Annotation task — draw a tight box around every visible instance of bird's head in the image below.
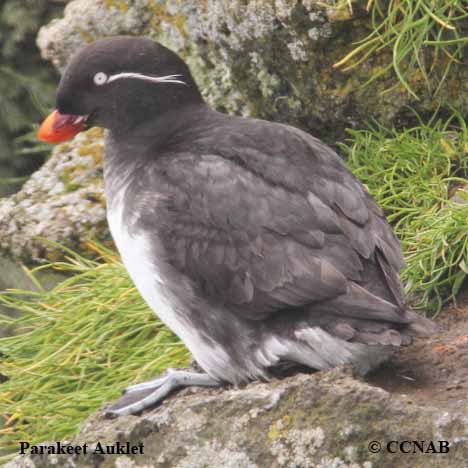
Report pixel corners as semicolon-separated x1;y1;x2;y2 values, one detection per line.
38;36;203;143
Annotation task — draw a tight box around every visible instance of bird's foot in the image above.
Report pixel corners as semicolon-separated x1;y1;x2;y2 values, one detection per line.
106;369;220;417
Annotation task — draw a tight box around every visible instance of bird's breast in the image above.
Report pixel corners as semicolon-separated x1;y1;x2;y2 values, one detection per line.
106;187;175;327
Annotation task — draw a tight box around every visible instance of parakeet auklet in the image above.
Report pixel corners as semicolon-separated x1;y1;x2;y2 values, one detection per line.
38;36;435;416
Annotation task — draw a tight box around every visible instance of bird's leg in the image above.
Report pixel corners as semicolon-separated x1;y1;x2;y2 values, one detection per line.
106;368;220;416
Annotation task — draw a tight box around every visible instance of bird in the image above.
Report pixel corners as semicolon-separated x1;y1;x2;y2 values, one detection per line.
38;36;436;416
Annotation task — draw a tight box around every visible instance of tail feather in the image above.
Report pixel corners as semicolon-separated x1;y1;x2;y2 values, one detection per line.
404;310;438;337
313;309;437;347
319;282;409;323
375;248;406;310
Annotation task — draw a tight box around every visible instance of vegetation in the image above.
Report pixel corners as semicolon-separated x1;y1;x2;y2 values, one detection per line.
334;0;468;98
344;112;468;313
0;243;190;461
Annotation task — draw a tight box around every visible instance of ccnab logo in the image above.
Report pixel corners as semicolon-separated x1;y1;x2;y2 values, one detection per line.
387;441;450;454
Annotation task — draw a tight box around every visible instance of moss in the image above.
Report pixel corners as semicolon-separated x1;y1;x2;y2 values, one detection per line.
78;27;97;44
105;0;129;12
78;142;104;162
57;142;72;154
326;0;354;23
267;415;293;441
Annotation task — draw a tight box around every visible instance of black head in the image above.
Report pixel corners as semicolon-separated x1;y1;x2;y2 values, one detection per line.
55;36;204;133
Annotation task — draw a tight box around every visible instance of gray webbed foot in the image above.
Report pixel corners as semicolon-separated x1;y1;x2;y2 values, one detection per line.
106;369;220;417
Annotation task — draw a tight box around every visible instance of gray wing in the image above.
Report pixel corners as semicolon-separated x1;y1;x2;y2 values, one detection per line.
138;121;406;322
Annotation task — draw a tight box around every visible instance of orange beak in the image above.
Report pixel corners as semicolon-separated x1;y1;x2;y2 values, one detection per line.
37;110;88;143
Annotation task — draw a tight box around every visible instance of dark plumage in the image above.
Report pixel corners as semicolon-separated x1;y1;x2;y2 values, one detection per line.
38;36;436;416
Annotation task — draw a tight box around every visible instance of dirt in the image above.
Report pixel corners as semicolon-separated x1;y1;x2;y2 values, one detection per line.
366;293;468;413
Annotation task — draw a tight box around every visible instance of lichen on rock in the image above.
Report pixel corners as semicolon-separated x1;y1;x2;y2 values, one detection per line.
37;0;152;73
5;367;468;468
0;128;109;263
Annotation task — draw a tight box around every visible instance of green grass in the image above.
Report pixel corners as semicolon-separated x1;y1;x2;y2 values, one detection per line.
0;243;190;461
1;113;468;461
343;111;468;312
334;0;468;98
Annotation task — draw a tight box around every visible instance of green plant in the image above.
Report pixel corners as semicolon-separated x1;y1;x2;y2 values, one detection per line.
334;0;468;98
343;111;468;312
0;243;190;461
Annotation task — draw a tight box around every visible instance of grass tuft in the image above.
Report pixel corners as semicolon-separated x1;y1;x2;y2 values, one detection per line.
334;0;468;97
343;112;468;312
0;243;189;460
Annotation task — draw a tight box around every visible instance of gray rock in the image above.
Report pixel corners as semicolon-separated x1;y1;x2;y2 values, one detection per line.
37;0;152;72
5;369;468;468
0;128;109;263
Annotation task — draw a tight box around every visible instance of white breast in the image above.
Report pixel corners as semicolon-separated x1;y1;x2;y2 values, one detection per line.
106;188;232;382
106;192;181;335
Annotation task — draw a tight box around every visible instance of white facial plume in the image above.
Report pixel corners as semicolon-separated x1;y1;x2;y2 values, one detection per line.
93;72;186;86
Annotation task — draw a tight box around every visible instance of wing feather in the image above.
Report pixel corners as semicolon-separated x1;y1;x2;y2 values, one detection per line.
136;119;406;322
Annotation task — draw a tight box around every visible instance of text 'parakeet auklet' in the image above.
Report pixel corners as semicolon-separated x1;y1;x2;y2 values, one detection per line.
38;36;436;416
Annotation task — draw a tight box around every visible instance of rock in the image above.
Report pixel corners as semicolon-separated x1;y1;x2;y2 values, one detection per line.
36;0;468;145
450;183;468;205
37;0;152;73
4;369;467;468
0;128;109;263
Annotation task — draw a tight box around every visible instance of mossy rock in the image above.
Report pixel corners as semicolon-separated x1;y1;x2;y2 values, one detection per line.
0;128;111;264
4;369;468;467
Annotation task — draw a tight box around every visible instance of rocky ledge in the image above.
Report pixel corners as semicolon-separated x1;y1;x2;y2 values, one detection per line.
5;300;468;468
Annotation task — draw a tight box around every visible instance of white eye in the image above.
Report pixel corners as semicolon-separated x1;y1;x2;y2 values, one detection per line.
93;72;108;86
